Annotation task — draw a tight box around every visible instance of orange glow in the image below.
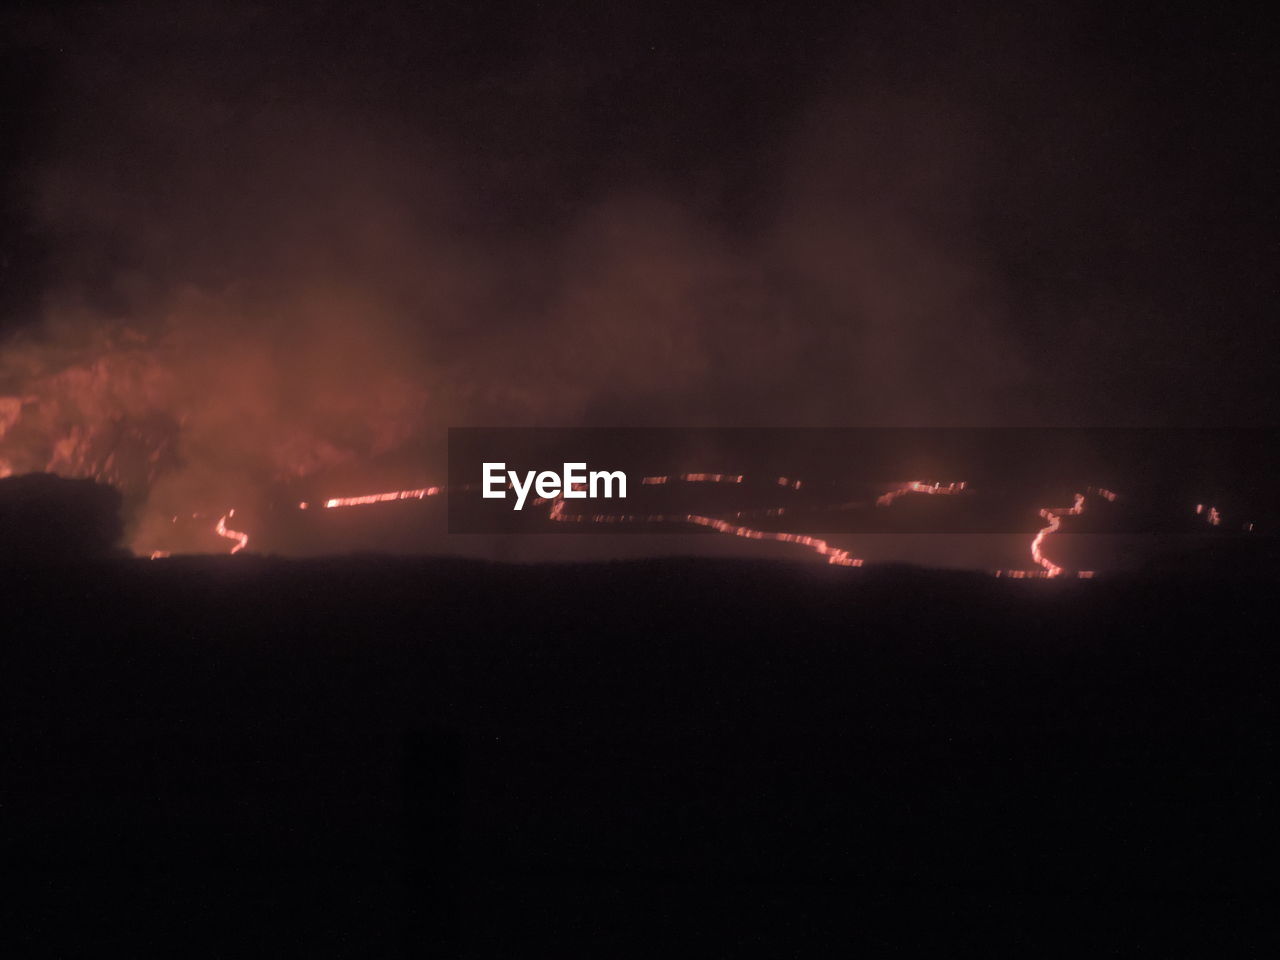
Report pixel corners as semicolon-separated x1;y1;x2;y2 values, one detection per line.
876;480;966;507
142;472;1263;576
301;476;1128;575
682;515;861;566
1031;492;1084;578
1193;502;1256;532
322;486;442;508
997;492;1086;579
642;473;744;484
215;509;249;554
546;491;862;566
1195;503;1225;526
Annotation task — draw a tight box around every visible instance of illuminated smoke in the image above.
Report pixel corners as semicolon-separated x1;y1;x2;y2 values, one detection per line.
2;1;1270;570
0;7;1047;555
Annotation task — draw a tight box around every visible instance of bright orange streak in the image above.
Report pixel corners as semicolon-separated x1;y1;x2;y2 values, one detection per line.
1029;493;1085;578
993;568;1096;579
215;509;249;554
323;486;442;508
546;486;861;565
299;476;1129;576
683;514;862;565
642;473;744;485
995;491;1092;579
876;480;966;507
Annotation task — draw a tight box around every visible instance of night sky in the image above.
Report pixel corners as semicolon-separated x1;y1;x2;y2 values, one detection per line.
1;0;1275;436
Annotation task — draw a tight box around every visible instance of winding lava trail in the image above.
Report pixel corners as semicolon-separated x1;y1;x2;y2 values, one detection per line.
172;476;1252;574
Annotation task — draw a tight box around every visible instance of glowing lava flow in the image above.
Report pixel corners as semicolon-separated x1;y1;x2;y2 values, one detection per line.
993;487;1125;579
682;515;861;566
215;509;249;554
308;474;972;569
148;510;247;557
1195;503;1222;526
1029;493;1085;578
876;480;966;507
293;475;1138;576
549;477;967;567
149;473;1262;570
545;491;862;566
641;473;744;485
992;492;1095;579
317;486;442;509
1193;501;1259;532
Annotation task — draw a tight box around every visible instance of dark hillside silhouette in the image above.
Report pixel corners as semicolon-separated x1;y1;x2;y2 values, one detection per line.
0;473;124;563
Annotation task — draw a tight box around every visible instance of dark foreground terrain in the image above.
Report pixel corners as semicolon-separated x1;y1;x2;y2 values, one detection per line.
3;556;1274;955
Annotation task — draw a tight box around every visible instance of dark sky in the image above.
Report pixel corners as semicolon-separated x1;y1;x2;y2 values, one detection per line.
1;0;1276;435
